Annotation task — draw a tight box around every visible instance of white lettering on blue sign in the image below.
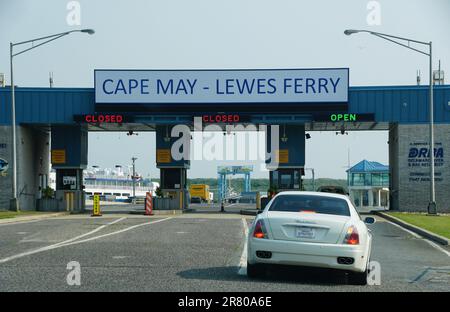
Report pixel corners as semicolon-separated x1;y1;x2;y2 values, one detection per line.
94;69;349;104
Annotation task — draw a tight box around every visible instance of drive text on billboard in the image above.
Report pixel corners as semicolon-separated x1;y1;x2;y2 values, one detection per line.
95;68;349;104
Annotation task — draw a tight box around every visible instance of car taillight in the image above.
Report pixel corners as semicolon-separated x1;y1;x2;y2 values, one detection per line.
344;226;359;245
253;219;268;239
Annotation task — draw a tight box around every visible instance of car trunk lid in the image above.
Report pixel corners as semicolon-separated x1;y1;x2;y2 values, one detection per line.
267;211;350;244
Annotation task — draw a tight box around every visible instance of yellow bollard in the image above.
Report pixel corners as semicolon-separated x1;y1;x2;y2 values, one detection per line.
92;194;102;217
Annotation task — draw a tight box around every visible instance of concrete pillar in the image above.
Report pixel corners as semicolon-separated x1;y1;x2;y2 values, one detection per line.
377;189;382;207
368;189;374;207
0;126;50;211
51;125;88;213
156;126;190;210
359;190;363;207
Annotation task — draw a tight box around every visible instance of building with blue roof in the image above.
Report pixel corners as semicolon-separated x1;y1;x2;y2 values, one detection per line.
347;160;389;209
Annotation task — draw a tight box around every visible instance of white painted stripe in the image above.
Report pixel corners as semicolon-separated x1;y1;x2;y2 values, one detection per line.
58;217;172;247
238;218;249;275
51;217;126;246
0;219;44;227
1;217;172;265
386;220;450;257
0;216;133;265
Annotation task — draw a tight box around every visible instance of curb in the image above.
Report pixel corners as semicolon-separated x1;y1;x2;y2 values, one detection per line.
240;209;259;216
129;209;185;216
0;212;69;224
373;211;449;246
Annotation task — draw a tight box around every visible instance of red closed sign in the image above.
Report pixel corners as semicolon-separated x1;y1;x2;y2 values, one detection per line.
202;114;240;123
84;114;123;123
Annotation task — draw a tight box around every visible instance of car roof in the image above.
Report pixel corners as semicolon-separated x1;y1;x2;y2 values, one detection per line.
274;191;349;200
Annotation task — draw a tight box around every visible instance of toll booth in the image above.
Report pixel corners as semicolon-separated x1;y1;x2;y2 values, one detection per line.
156;126;190;210
266;125;305;191
51;125;87;212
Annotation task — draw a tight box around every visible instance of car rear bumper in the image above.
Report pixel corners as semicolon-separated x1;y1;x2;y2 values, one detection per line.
248;237;369;272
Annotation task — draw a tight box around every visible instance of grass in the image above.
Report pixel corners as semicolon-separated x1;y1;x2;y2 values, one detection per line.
0;211;46;220
388;212;450;239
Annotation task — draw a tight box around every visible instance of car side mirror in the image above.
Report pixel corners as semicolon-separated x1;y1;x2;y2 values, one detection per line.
364;217;376;224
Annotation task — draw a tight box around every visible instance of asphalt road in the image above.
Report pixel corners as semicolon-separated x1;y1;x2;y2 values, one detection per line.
0;205;449;292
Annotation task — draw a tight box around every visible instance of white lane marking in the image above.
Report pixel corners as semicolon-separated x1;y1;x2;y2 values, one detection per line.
238;218;249;275
112;256;130;260
0;217;126;265
58;217;172;247
17;232;28;235
0;219;44;227
20;231;43;243
52;217;126;246
385;220;450;257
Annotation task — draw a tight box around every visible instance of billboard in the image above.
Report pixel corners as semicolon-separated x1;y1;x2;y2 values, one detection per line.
95;68;349;104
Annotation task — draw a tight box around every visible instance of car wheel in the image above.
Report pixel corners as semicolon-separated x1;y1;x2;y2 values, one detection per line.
348;269;368;285
247;262;265;279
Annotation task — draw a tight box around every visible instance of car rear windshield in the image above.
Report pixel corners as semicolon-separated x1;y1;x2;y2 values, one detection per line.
269;195;351;216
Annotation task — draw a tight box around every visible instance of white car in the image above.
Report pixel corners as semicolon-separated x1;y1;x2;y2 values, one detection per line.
247;191;375;285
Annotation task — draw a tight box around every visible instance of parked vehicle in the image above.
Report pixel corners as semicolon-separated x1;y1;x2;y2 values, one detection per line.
317;185;348;195
247;191;374;285
189;184;210;203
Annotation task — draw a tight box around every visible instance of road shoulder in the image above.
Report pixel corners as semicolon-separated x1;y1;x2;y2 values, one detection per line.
374;211;449;246
0;212;69;225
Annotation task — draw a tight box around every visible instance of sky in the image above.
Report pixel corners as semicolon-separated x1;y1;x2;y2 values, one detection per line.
0;0;449;179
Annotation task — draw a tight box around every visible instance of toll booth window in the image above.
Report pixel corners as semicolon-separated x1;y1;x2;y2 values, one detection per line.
293;170;301;189
162;169;182;189
280;174;292;189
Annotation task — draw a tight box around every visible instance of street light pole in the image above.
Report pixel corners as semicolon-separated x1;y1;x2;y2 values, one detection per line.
344;29;436;214
8;29;94;211
9;42;17;211
428;42;436;213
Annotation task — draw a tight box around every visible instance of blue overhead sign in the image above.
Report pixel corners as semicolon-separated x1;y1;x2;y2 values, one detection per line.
94;68;349;104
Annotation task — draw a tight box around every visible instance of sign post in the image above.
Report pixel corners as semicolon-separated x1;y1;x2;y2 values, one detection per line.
92;194;102;217
145;192;153;216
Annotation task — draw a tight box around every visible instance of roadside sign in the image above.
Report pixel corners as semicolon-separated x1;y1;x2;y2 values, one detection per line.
92;194;102;217
0;158;9;175
51;149;66;164
276;150;289;164
145;192;153;216
156;149;171;163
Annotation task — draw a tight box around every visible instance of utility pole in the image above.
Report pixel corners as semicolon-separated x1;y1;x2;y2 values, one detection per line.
132;157;137;204
8;29;95;212
344;29;437;214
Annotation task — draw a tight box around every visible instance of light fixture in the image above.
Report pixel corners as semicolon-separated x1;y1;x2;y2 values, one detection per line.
344;29;361;36
281;125;288;143
80;29;95;35
164;126;170;142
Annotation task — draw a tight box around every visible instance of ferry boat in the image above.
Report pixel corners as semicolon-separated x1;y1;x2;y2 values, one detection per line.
49;165;159;202
83;165;159;202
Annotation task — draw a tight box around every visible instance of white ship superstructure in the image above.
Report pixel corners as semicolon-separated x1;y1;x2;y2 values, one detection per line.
49;165;159;202
83;165;159;201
